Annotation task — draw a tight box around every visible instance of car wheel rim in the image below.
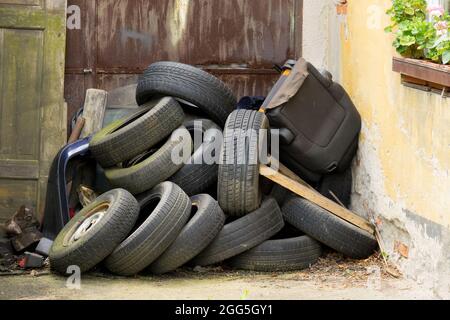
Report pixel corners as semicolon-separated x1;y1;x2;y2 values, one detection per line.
67;203;109;245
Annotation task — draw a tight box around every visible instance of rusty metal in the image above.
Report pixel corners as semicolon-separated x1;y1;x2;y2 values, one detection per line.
67;116;85;144
65;0;303;131
4;206;42;252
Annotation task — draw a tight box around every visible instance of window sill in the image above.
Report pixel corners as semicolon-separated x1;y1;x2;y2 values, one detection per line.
392;57;450;97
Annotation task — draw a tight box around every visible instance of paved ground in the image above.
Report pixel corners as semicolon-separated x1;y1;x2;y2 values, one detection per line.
0;254;439;300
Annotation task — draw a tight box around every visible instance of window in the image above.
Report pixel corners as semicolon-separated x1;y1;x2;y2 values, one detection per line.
426;0;450;13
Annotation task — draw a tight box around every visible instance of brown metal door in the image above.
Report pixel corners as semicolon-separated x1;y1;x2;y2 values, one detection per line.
65;0;303;127
0;0;67;222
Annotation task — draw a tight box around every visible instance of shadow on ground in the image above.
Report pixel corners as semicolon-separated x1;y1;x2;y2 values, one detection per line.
0;253;437;300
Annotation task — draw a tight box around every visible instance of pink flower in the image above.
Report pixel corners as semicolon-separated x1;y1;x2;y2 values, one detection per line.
434;20;448;36
427;4;445;17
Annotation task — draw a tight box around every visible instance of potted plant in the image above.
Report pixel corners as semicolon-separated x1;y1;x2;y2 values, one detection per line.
386;0;450;64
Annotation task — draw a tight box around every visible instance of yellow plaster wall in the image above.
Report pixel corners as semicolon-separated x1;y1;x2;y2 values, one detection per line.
341;0;450;229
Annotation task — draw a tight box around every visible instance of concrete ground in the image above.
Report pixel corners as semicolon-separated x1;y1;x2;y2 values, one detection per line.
0;254;439;300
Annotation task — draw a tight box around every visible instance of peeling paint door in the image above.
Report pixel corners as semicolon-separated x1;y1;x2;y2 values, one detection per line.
0;0;67;222
65;0;303;128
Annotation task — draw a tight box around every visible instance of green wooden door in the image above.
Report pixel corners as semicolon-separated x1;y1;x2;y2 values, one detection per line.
0;0;67;222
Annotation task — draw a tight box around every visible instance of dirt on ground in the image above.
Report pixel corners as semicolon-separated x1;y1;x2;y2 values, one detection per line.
0;253;439;300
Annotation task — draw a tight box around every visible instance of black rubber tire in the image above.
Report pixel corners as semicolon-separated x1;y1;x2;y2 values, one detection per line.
218;110;270;216
191;198;284;266
282;197;377;259
149;194;226;274
104;127;192;195
136;61;237;127
229;236;322;272
170;119;222;196
90;97;184;168
318;168;353;208
105;182;191;276
49;189;139;273
270;184;295;207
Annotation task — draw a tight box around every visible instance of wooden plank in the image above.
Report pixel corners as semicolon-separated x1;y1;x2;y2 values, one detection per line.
395;57;450;73
0;6;47;29
393;57;450;87
0;28;42;160
292;0;303;59
0;0;41;6
80;89;107;138
260;164;375;234
36;0;67;218
0;160;39;179
276;160;315;190
0;179;37;223
402;75;428;86
65;0;300;130
401;74;450;97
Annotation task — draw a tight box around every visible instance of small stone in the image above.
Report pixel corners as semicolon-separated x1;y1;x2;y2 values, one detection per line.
193;266;208;273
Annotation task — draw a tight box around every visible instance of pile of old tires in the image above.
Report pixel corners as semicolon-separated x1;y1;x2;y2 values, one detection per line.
49;62;377;276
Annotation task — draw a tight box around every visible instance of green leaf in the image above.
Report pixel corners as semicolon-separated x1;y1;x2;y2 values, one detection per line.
443;51;450;64
399;35;416;46
386;0;433;59
405;7;415;15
